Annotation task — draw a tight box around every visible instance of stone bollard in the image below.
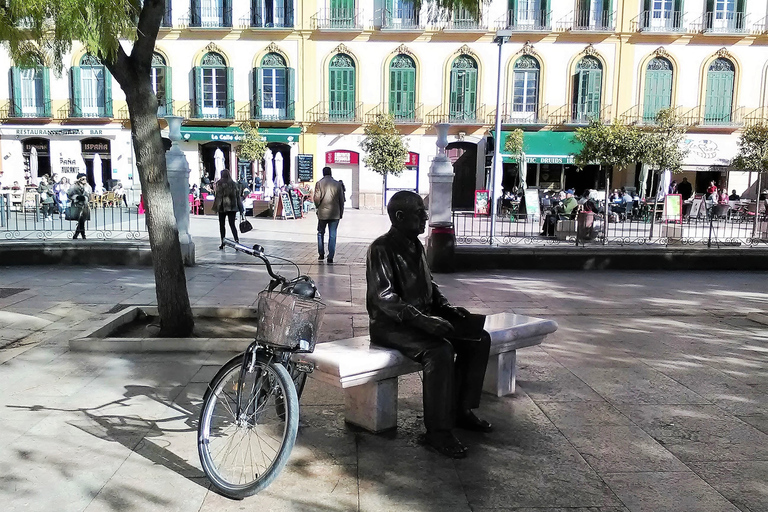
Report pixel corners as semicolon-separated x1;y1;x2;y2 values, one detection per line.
165;116;195;266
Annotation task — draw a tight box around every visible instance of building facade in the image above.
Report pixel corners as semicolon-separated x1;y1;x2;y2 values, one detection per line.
1;0;767;206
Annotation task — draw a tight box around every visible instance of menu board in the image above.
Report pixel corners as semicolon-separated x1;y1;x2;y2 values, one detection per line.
663;194;682;223
474;190;490;216
297;154;314;183
278;191;295;219
523;188;541;220
288;188;303;218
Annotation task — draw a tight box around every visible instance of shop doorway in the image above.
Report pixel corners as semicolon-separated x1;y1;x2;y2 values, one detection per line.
447;142;477;210
22;138;51;181
81;138;111;190
325;150;359;208
564;164;602;195
268;142;292;186
696;170;725;194
200;141;232;183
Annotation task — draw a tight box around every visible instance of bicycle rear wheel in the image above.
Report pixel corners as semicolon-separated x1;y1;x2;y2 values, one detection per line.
198;353;299;499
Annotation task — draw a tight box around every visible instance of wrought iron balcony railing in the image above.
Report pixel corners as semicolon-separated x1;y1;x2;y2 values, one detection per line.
619;105;689;126
745;106;768;127
238;6;293;28
184;99;236;120
179;7;233;28
690;11;748;34
488;103;549;125
425;104;488;125
753;15;768;34
681;105;746;127
7;99;52;119
365;102;424;124
248;99;296;121
441;12;486;31
550;104;611;125
567;9;615;31
312;8;364;30
632;10;685;32
307;101;364;123
496;9;551;32
379;7;422;30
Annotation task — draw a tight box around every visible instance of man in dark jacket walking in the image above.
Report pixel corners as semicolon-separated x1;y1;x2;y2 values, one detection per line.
313;166;345;263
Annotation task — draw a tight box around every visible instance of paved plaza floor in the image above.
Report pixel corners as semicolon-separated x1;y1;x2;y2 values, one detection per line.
1;211;767;511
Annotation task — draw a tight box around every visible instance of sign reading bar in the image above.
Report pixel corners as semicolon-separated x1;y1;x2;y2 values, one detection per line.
297;154;314;182
325;150;359;165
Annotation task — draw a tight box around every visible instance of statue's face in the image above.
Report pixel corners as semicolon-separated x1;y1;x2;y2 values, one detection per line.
394;196;428;237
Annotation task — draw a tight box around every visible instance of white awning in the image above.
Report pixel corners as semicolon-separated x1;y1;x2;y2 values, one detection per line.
680;134;739;169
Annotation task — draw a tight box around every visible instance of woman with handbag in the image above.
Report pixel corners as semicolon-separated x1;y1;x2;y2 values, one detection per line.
37;175;55;221
67;173;92;240
212;169;244;249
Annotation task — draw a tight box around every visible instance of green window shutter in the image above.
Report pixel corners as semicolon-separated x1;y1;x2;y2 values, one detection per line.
736;0;745;12
705;70;734;123
162;0;172;26
285;0;294;27
287;67;295;119
253;67;262;118
405;68;415;118
706;0;713;13
389;68;396;114
223;0;232;26
71;67;82;117
465;68;477;116
449;69;459;116
226;67;234;118
509;0;517;27
191;0;200;26
164;66;173;114
194;66;202;118
104;68;113;117
251;0;263;26
643;0;651;10
41;67;51;117
588;69;601;118
10;67;21;117
542;0;550;26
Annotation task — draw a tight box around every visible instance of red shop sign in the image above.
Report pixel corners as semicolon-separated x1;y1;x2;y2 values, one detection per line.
326;150;359;165
406;152;419;167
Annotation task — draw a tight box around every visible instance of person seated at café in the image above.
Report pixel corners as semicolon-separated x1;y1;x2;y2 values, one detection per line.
11;181;21;190
729;189;741;201
718;188;729;205
94;183;106;195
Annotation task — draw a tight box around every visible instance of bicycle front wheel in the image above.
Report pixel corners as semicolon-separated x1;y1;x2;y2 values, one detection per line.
198;353;299;499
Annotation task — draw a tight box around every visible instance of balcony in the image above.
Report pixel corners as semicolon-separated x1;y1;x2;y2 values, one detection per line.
365;102;424;124
238;6;293;28
690;11;748;34
242;100;296;122
563;9;615;32
441;12;487;31
745;106;768;127
752;15;768;34
489;103;549;125
307;101;364;123
379;7;422;31
178;7;233;29
681;105;746;127
6;100;52;119
550;104;611;125
178;100;236;121
619;105;689;126
632;10;685;32
312;8;364;30
496;10;551;32
426;104;487;125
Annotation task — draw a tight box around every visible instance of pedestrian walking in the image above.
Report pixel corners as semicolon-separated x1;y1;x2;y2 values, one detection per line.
67;173;92;240
37;175;55;221
212;169;244;249
313;166;345;264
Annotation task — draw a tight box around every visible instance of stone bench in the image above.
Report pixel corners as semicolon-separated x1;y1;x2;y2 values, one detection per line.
299;313;558;433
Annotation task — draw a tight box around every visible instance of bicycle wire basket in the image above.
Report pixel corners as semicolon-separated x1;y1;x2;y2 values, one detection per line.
254;290;326;353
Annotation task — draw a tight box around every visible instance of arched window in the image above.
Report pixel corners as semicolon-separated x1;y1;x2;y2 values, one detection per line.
572;56;602;122
194;52;233;119
643;57;673;123
704;58;735;125
329;53;356;120
511;55;539;120
10;55;50;118
254;53;294;120
72;53;112;118
152;53;173;116
191;0;232;27
389;54;416;121
449;55;478;121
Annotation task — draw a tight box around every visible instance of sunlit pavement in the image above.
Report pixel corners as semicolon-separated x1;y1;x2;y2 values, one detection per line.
1;216;767;511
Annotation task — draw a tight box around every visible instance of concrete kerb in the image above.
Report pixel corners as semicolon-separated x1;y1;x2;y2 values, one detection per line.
70;305;258;352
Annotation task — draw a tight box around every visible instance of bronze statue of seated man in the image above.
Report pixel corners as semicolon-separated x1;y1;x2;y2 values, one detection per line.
366;190;492;459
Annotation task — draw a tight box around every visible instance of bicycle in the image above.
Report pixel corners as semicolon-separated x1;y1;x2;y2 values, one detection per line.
197;239;325;499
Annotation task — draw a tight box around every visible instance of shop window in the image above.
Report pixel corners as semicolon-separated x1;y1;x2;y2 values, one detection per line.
194;52;234;119
10;61;50;118
253;53;294;120
329;53;356;120
190;0;232;27
643;57;672;122
572;56;602;123
389;54;416;121
152;53;173;116
251;0;293;27
449;55;477;121
71;54;113;118
511;55;539;120
704;58;735;125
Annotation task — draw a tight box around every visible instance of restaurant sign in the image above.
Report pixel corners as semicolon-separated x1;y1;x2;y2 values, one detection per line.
325;150;359;165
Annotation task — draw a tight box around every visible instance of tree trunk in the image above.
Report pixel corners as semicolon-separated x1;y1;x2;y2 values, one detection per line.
122;76;194;337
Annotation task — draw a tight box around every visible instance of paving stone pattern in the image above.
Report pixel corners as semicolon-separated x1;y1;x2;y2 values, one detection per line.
0;210;767;511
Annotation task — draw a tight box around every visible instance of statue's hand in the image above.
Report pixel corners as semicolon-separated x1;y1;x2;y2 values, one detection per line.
413;315;454;337
447;306;471;319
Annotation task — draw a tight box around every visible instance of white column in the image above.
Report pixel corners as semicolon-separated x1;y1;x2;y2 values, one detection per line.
427;123;454;226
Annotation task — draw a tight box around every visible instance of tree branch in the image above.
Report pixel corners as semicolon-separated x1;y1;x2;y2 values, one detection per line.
132;0;163;71
102;44;132;87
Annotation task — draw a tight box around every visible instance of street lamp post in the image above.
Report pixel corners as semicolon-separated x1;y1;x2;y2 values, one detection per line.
490;30;512;246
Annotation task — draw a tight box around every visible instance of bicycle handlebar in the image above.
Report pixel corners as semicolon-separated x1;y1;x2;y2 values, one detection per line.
222;239;285;284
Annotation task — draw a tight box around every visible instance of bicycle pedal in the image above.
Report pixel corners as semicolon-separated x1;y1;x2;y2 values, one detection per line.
293;361;314;374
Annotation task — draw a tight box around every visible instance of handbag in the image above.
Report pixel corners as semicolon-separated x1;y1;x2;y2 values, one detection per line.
239;216;253;234
65;205;82;221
